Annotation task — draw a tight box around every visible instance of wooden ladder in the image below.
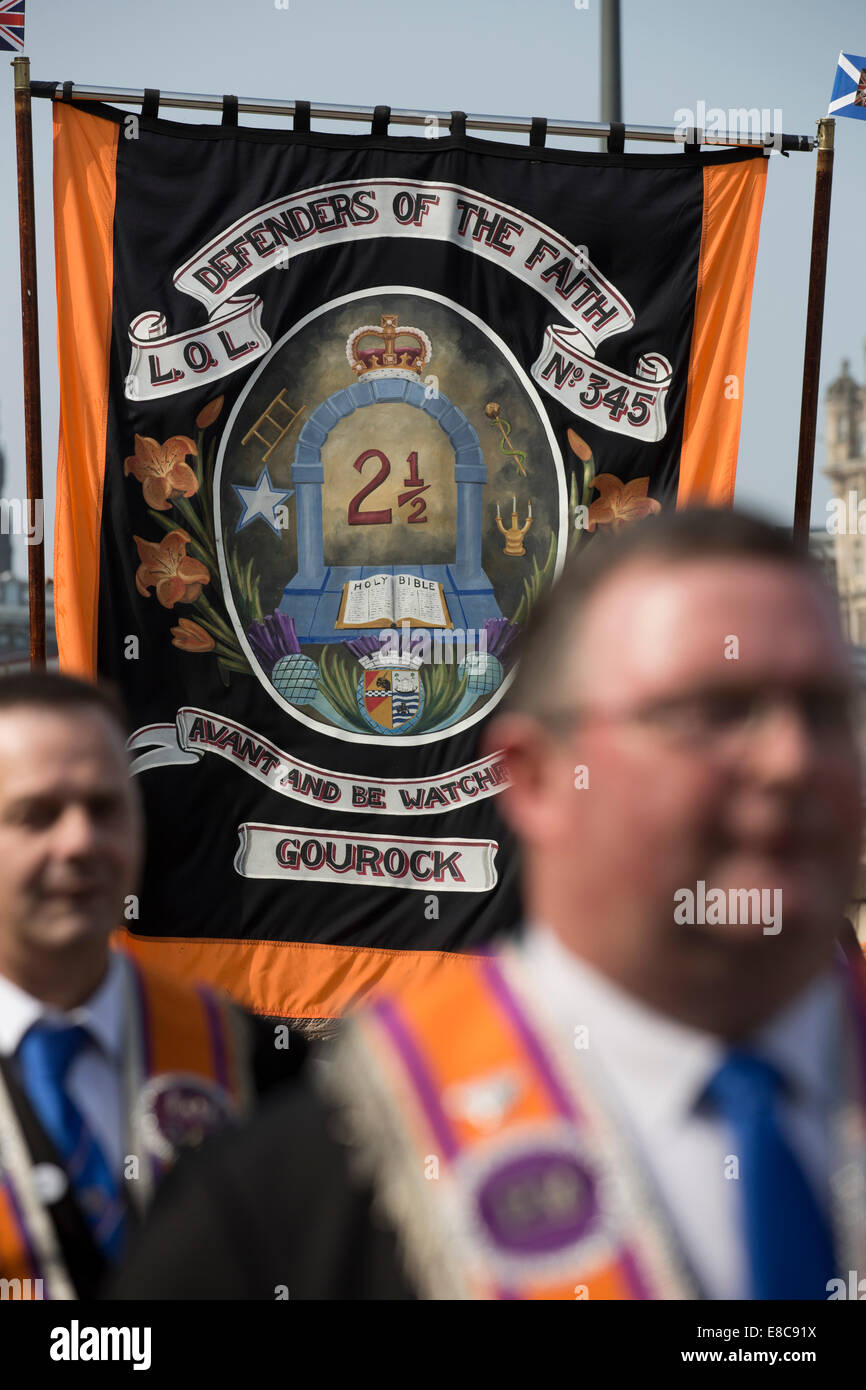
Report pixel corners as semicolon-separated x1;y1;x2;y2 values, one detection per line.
241;390;305;462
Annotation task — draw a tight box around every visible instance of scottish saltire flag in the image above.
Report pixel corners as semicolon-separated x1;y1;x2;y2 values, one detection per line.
0;0;24;51
829;52;866;121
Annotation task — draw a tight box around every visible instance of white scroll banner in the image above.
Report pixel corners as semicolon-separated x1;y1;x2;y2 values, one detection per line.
126;293;270;403
127;707;511;815
234;822;499;892
124;176;678;442
531;325;674;443
168;179;630;346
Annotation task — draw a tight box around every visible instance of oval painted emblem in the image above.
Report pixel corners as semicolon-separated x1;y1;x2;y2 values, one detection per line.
215;287;566;746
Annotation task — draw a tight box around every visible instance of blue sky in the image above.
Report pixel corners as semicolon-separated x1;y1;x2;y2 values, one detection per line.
0;0;863;573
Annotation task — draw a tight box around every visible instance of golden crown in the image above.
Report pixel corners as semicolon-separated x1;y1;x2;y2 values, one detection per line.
346;314;432;380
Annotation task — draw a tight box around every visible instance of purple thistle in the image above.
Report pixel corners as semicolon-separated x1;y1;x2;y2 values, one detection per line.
247;611;301;670
483;618;518;658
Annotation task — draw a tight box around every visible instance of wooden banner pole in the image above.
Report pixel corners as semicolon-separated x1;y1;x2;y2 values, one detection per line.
13;55;46;667
793;116;835;546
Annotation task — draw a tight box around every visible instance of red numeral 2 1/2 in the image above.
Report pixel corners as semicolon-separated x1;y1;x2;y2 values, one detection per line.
347;450;430;525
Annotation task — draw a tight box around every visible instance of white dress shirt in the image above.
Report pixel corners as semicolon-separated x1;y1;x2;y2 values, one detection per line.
0;952;129;1179
517;924;844;1300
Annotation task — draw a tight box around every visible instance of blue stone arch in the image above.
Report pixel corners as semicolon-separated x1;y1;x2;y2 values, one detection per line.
279;377;500;642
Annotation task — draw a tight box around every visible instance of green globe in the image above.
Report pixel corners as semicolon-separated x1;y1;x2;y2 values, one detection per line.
459;651;504;697
272;653;319;705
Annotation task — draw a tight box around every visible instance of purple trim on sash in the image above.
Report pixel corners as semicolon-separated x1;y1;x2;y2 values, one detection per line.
372;997;459;1162
480;954;658;1298
617;1244;652;1300
198;987;229;1092
479;955;582;1122
2;1179;44;1295
128;958;153;1076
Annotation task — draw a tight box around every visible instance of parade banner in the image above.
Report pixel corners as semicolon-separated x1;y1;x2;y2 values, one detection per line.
53;99;766;1019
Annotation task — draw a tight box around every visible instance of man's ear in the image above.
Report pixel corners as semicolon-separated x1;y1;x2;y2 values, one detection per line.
481;713;571;845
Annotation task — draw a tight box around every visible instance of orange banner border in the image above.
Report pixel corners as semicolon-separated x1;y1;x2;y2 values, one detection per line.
53;103;119;676
115;931;484;1021
678;157;768;506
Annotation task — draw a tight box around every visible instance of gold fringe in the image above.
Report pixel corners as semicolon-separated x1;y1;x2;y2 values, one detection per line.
287;1016;344;1042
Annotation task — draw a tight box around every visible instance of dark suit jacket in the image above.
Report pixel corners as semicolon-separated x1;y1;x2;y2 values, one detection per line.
110;1076;413;1300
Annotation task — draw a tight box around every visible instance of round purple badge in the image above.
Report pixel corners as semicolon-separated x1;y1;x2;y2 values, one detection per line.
476;1149;597;1255
138;1074;237;1163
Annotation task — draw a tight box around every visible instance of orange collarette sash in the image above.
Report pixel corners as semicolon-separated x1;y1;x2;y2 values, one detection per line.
0;956;252;1299
322;944;866;1300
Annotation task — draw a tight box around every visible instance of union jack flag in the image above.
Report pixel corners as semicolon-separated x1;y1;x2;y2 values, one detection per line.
0;0;25;52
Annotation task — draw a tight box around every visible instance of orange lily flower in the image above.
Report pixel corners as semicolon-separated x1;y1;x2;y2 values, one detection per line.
134;530;210;608
587;474;662;533
124;434;198;511
195;396;224;430
170;618;215;653
567;427;593;463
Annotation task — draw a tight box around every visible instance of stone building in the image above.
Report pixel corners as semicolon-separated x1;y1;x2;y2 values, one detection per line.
824;355;866;643
822;353;866;936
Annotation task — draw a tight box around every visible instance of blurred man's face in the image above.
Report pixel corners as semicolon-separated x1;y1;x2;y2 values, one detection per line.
0;706;141;974
493;556;862;989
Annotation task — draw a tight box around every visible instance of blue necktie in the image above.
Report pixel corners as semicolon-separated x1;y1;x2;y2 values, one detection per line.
703;1050;835;1300
18;1021;126;1263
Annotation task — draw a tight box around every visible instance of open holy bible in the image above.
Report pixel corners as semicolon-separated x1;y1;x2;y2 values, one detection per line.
335;573;453;629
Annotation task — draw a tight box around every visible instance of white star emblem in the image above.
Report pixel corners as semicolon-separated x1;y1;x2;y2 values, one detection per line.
232;466;293;535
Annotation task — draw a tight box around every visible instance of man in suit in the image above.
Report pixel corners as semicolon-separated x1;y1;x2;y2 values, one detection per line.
0;671;304;1300
112;507;865;1300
